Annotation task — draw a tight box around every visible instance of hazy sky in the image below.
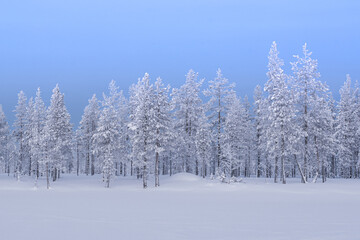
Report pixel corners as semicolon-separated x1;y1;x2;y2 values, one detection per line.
0;0;359;127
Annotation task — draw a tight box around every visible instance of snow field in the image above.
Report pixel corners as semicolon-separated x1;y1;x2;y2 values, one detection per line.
0;173;359;240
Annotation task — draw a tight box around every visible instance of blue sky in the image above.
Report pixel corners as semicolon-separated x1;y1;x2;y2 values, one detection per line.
0;0;359;127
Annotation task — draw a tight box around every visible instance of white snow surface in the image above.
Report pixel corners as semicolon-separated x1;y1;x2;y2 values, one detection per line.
0;173;359;240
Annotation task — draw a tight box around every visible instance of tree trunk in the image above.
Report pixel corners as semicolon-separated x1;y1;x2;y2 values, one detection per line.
85;144;90;176
274;156;278;183
304;135;308;182
170;159;172;176
29;157;32;176
281;136;286;184
257;150;261;177
322;157;326;183
143;164;147;189
46;162;50;189
295;154;307;183
303;82;308;182
53;168;57;182
91;154;95;176
131;160;133;176
155;152;159;187
202;158;206;178
106;175;110;188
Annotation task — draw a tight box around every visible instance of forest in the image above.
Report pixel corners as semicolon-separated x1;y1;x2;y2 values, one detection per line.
0;42;358;188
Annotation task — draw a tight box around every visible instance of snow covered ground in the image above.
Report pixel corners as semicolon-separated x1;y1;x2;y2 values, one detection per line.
0;173;359;240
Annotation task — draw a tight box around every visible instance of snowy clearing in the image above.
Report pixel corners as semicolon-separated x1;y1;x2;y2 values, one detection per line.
0;173;359;240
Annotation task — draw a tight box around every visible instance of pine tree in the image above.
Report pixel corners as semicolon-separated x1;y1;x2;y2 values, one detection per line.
93;81;125;188
253;85;267;177
79;94;100;176
104;80;129;177
0;105;10;174
172;70;204;174
13;91;28;179
203;68;235;175
195;109;212;178
309;88;334;182
291;43;321;181
265;41;297;184
242;95;255;178
28;88;47;186
152;77;172;187
222;94;243;180
336;75;358;178
44;85;73;187
129;73;155;188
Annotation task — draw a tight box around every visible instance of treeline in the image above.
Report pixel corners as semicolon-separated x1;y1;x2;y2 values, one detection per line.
0;42;359;188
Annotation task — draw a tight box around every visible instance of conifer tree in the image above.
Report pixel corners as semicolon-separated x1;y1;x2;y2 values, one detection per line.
0;105;10;174
152;77;172;187
13;91;28;179
195;109;212;178
44;85;73;186
79;94;100;176
93;81;125;187
336;75;358;178
265;42;297;184
172;70;204;174
204;69;235;175
129;73;155;188
291;43;321;181
28;88;47;185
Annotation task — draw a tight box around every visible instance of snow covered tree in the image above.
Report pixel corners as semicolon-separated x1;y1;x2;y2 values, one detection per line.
265;41;297;184
152;77;172;187
129;73;155;188
309;89;335;182
166;117;182;176
0;105;10;174
92;102;116;188
74;129;82;176
13;91;29;179
253;85;268;177
104;80;129;177
172;70;204;174
204;68;235;175
27;88;47;186
336;75;358;178
222;94;243;180
195;109;212;178
93;81;126;188
241;95;255;177
291;43;321;181
79;94;100;176
44;84;73;186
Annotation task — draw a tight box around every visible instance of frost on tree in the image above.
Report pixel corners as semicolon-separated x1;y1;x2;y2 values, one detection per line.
44;85;73;188
195;108;211;178
93;81;126;188
204;68;235;176
172;70;204;175
336;75;359;178
13;91;29;180
222;94;243;180
0;105;10;174
253;85;268;177
222;94;254;181
2;41;360;186
129;73;155;189
152;77;172;187
291;43;325;182
27;88;46;187
265;42;297;184
79;94;100;176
